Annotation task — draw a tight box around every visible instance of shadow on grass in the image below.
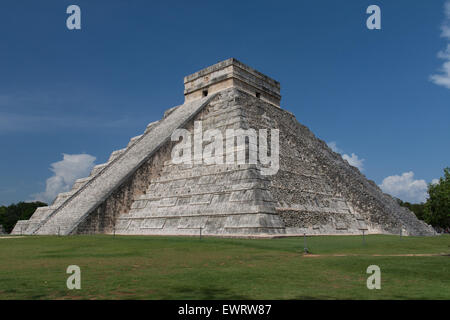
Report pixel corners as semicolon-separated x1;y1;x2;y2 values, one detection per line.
169;286;250;300
292;295;335;300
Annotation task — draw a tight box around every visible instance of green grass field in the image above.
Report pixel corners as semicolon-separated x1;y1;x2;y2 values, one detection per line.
0;234;449;300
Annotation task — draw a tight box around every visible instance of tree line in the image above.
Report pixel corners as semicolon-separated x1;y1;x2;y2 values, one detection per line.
397;167;450;232
0;202;47;233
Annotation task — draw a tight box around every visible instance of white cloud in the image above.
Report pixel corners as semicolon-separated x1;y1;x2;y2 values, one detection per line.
442;1;450;38
431;178;440;185
430;61;450;89
342;153;364;171
430;1;450;89
327;141;364;171
32;154;96;204
327;141;342;153
437;44;450;59
379;171;432;203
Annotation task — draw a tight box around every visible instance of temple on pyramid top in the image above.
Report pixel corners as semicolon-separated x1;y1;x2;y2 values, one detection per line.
184;58;281;107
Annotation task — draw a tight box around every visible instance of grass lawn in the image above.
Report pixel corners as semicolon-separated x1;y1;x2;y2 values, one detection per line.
0;234;449;300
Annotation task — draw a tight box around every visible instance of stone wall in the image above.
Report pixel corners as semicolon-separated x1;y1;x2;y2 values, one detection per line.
74;141;176;234
240;89;434;236
114;88;285;236
73;87;434;236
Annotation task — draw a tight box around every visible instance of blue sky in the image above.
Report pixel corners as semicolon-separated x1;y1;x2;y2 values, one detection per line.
0;0;449;205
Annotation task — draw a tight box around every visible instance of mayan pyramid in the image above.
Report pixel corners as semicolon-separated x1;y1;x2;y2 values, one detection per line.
12;58;434;236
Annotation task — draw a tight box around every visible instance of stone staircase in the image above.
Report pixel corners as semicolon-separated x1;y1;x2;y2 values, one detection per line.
11;95;214;235
115;161;285;236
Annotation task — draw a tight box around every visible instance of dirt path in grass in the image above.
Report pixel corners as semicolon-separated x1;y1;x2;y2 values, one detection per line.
303;253;449;257
0;236;25;239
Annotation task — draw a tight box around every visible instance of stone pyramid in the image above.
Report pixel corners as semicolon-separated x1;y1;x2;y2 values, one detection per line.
12;58;434;237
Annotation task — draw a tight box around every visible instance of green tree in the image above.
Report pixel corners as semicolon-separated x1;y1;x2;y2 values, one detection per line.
0;202;47;233
424;167;450;229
